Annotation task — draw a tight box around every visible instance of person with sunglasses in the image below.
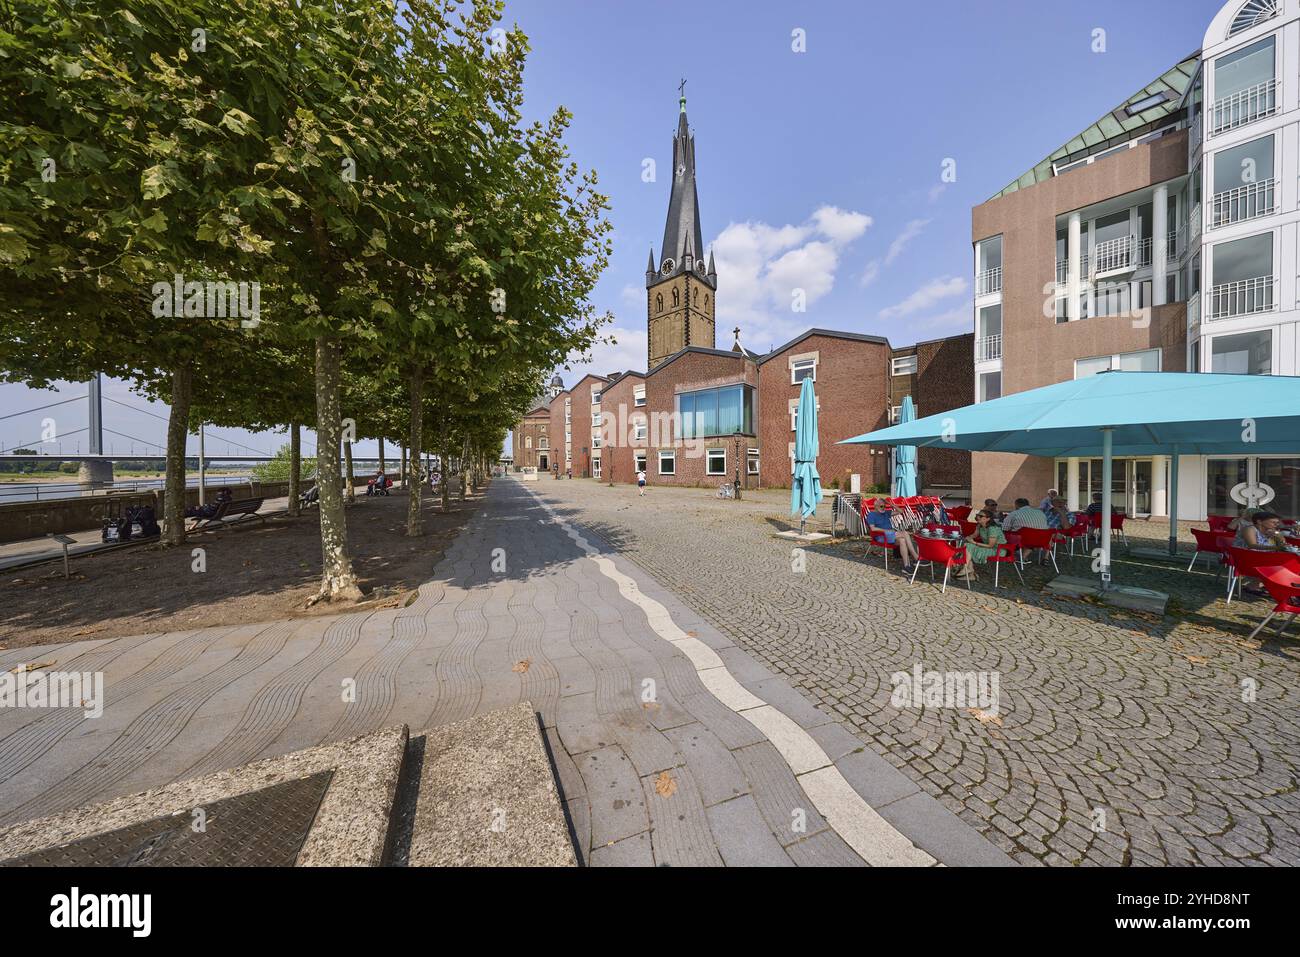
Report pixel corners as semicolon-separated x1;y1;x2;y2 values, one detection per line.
955;509;1006;581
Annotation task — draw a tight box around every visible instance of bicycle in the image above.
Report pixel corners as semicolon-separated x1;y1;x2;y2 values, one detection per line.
716;483;735;499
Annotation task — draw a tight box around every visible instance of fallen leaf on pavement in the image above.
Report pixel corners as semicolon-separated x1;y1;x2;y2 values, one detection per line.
654;770;677;797
966;707;1003;727
512;659;531;673
10;660;56;673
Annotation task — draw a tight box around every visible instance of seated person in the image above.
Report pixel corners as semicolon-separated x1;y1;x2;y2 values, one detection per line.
956;510;1006;580
1084;492;1114;516
1043;496;1071;530
186;488;231;519
865;499;919;570
1235;511;1291;551
1039;488;1059;512
1003;497;1048;532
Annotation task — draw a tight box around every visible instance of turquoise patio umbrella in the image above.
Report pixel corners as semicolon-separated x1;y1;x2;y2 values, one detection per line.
836;370;1300;589
791;377;822;533
893;395;918;497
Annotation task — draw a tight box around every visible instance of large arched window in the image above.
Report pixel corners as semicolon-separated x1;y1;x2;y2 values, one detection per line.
1229;0;1279;37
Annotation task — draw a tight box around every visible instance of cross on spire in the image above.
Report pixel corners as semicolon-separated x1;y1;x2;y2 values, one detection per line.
678;77;687;111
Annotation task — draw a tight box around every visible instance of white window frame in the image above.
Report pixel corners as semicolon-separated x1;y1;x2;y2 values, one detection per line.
634;387;646;407
791;358;816;384
591;390;602;404
747;448;760;475
1207;327;1274;375
592;455;601;479
891;355;918;376
635;452;647;473
1073;347;1162;378
658;450;676;476
706;448;727;476
633;420;647;441
790;401;821;431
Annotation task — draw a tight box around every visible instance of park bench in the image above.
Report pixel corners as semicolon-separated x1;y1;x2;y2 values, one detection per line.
188;496;266;531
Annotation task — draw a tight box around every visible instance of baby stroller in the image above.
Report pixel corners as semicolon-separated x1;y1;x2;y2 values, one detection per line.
366;473;391;497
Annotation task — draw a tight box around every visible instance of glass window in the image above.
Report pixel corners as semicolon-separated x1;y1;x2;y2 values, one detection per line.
1215;35;1275;99
591;390;601;404
677;391;695;440
658;450;675;475
633;420;647;441
706;449;726;476
1207;458;1249;516
1212;233;1272;285
1118;349;1160;372
635;452;647;472
1094;210;1130;246
892;355;918;376
1075;356;1112;378
791;358;815;383
978;371;1001;402
676;385;753;438
747;449;760;475
1213;135;1274;194
978;304;1001;339
977;236;1002;273
634;388;646;407
1259;458;1300;521
1211;330;1272;374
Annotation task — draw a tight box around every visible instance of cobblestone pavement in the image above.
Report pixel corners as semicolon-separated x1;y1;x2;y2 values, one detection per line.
530;478;1300;866
0;480;1009;866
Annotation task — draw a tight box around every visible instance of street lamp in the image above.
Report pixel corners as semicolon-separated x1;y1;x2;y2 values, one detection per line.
731;430;743;500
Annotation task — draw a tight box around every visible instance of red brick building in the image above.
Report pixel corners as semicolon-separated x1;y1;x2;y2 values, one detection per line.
513;96;974;497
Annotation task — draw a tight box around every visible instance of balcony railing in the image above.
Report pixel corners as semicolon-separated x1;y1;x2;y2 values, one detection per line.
1092;235;1136;274
975;334;1002;362
1187;291;1200;329
1211;178;1276;227
1207;275;1274;320
1211;79;1279;136
1055;255;1089;285
975;266;1002;296
1190;202;1203;242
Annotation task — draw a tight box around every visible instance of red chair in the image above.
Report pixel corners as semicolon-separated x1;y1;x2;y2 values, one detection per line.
1226;547;1298;605
910;535;970;593
986;540;1023;588
868;527;900;571
1015;527;1063;573
1187;527;1228;572
1108;512;1128;546
1247;565;1300;641
959;520;977;538
1060;515;1091;556
1207;514;1235;533
948;505;972;523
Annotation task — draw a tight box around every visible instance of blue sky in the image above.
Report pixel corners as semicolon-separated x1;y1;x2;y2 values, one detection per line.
1;0;1227;459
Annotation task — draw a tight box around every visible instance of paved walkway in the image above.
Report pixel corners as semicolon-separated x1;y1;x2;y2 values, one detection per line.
531;478;1300;866
0;478;1006;866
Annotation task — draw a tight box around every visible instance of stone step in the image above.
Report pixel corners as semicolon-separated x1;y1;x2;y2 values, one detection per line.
386;702;577;867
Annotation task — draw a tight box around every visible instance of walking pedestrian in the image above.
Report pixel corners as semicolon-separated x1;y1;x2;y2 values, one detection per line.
636;469;647;497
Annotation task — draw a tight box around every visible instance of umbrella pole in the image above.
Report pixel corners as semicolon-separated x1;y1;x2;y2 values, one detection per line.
1168;446;1180;557
1100;428;1113;590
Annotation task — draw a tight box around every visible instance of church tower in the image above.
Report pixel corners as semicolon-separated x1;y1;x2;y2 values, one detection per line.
646;85;717;370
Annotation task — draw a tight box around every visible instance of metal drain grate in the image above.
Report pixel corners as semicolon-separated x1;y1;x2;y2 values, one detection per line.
2;771;334;867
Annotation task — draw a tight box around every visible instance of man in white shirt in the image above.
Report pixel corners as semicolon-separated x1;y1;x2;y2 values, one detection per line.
636;469;647;497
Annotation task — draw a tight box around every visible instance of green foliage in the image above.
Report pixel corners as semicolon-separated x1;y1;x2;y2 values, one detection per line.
252;443;316;483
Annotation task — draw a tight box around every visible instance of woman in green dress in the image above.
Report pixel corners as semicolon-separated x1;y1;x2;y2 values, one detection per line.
957;510;1006;581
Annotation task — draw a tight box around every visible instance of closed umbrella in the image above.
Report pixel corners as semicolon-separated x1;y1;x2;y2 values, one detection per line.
791;377;822;535
893;395;918;498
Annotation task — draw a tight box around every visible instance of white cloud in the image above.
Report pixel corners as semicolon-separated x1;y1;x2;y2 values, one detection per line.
711;203;872;352
858;259;881;288
885;218;930;265
879;276;968;319
560;323;648;386
927;183;948;204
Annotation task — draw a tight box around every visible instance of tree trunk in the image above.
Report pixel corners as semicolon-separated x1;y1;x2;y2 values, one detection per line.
344;439;355;503
406;365;423;536
440;424;451;511
288;420;301;517
161;364;192;546
400;443;406;487
459;440;468;501
312;334;362;602
378;436;385;473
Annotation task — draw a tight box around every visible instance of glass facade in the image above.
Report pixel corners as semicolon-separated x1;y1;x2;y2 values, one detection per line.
676;384;754;438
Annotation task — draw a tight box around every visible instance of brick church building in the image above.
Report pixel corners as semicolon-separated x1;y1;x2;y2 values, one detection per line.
513;93;973;497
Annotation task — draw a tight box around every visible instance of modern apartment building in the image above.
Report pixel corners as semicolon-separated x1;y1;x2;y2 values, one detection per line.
971;0;1300;521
